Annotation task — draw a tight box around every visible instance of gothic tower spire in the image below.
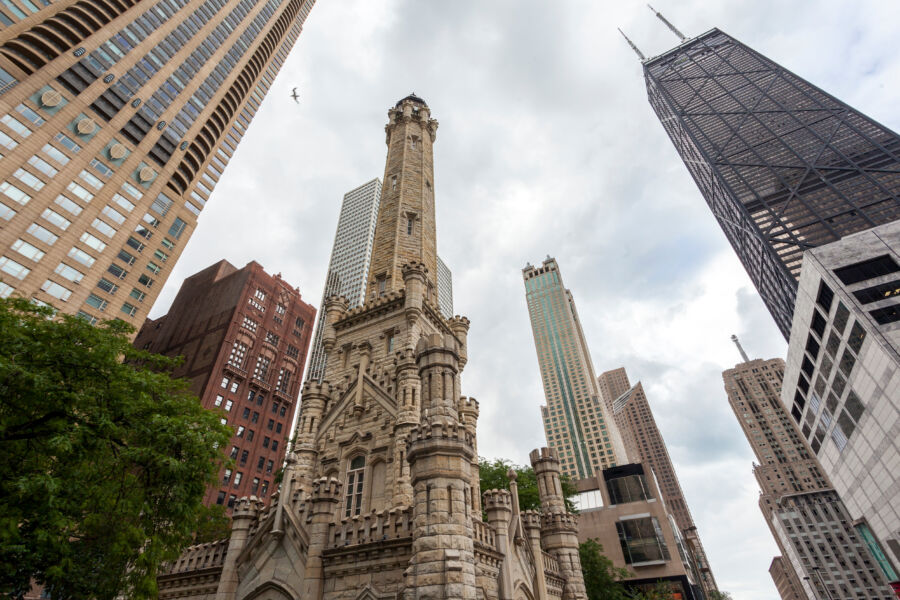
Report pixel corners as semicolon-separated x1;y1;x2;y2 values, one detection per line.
366;94;440;300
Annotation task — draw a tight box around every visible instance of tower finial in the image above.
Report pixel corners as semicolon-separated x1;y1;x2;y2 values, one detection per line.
647;4;687;42
731;334;750;363
617;28;646;61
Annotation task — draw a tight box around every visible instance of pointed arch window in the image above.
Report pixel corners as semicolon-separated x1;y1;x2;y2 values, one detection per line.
345;455;365;517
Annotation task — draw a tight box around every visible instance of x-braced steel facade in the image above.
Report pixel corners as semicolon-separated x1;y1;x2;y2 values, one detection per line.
644;29;900;339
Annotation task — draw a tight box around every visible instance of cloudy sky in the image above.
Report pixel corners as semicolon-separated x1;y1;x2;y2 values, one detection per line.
148;2;900;598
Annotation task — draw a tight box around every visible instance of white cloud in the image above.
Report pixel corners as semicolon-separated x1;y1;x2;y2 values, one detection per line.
149;2;900;598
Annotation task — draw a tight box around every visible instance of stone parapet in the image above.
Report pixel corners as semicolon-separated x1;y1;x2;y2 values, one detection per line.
163;539;230;574
540;512;579;535
327;507;413;548
542;551;561;575
472;517;496;549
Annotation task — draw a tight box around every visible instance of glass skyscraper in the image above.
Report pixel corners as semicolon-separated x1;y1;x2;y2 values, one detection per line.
0;0;315;325
644;28;900;339
523;256;624;479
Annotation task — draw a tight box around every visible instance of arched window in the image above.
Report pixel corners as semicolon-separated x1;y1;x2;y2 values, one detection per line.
345;455;365;518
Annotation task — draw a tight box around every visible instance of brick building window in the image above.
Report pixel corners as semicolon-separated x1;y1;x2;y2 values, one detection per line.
242;316;258;332
265;332;279;346
286;344;299;359
228;341;247;368
254;355;271;380
277;368;291;393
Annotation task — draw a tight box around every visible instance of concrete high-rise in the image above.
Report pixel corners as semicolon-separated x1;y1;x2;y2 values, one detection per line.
305;178;381;383
0;0;315;327
723;352;894;599
133;259;315;511
598;368;718;598
523;256;625;478
436;254;452;319
642;28;900;339
779;220;900;591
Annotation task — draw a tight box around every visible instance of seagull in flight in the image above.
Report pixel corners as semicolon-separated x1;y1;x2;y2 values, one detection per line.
290;87;300;104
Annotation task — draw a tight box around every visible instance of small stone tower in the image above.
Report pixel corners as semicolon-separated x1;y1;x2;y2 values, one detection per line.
406;333;477;599
530;447;588;600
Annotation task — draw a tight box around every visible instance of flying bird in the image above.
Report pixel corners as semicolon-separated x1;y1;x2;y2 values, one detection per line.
290;87;300;104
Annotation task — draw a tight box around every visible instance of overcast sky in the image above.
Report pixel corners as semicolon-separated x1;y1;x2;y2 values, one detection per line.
148;2;900;598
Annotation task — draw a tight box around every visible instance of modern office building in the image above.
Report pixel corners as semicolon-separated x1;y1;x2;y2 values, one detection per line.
723;353;895;599
769;556;804;600
305;178;381;383
436;253;452;318
133;259;315;511
523;256;625;479
598;368;718;597
0;0;316;327
642;28;900;339
779;220;900;592
574;463;701;600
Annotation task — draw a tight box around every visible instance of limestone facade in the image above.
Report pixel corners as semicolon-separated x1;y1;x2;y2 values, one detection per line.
159;96;587;600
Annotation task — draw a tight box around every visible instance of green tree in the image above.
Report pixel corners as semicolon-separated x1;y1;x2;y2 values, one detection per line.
706;592;734;600
478;457;577;512
193;504;232;544
0;298;232;599
579;539;632;600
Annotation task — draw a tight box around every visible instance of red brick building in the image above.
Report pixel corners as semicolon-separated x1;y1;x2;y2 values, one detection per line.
133;259;315;510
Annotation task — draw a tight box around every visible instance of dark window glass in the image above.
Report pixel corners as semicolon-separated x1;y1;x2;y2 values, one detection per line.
794;391;806;411
251;411;259;423
215;491;225;505
838;350;855;377
240;450;248;465
606;474;652;505
805;335;820;360
831;372;846;397
825;331;841;358
801;356;814;378
845;391;865;423
826;392;839;414
853;279;900;305
811;310;827;337
791;404;802;423
615;517;671;565
241;407;250;419
816;280;834;312
837;411;856;439
847;322;866;354
869;304;900;325
262;436;269;448
833;302;849;334
834;255;900;285
257;457;264;470
797;375;809;394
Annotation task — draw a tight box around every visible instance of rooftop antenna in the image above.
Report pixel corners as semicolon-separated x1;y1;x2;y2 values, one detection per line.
617;28;646;61
647;4;687;42
731;334;750;363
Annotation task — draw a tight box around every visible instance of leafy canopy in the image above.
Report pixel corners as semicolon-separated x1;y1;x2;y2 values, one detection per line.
478;457;577;512
0;298;232;599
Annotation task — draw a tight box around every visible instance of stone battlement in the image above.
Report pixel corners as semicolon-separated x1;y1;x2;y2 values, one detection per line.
447;315;470;329
401;261;429;277
327;506;413;548
521;510;542;530
482;488;512;512
458;396;479;418
301;380;331;396
406;420;473;447
540;511;579;533
344;290;405;319
163;538;229;574
529;447;559;464
311;476;342;501
415;332;458;355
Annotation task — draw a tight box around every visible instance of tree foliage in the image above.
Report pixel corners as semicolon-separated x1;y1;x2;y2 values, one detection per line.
0;298;232;599
478;457;577;512
579;539;632;600
706;592;734;600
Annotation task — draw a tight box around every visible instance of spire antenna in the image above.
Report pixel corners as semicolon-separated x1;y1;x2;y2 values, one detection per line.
647;4;687;42
617;28;646;61
731;334;750;363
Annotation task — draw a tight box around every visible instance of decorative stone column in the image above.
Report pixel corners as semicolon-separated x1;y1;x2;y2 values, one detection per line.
447;316;470;371
302;477;342;600
215;496;263;600
483;489;514;600
393;347;420;507
522;511;548;600
406;333;477;600
402;262;427;345
293;381;329;494
530;447;586;600
321;295;349;356
458;397;481;517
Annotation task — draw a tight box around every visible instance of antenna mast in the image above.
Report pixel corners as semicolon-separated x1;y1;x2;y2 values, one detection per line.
617;28;646;61
647;4;687;42
731;335;751;363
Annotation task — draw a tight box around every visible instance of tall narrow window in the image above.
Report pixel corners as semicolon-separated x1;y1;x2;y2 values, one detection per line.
407;216;414;235
391;176;397;191
345;456;365;518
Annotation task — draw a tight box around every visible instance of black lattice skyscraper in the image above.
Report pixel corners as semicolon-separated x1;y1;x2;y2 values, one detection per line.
643;28;900;339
